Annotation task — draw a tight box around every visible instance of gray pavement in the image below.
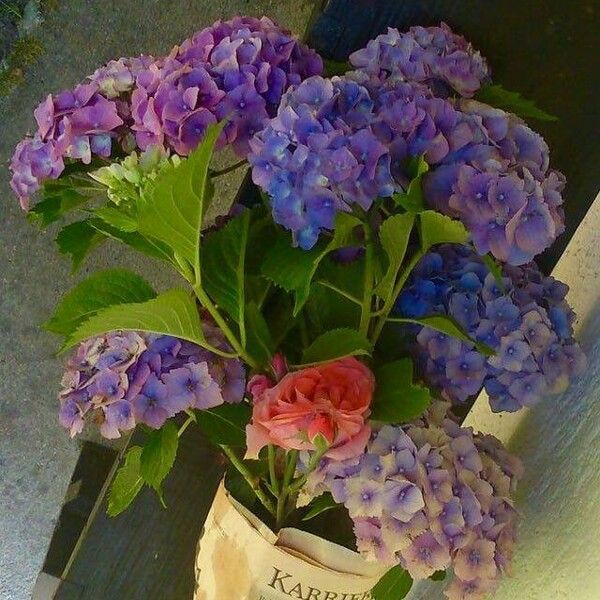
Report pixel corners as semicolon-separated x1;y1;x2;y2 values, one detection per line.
0;2;314;598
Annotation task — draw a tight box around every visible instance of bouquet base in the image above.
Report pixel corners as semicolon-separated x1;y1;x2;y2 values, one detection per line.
194;483;387;600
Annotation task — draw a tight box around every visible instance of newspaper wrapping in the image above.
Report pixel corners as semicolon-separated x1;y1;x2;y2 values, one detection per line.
194;482;389;600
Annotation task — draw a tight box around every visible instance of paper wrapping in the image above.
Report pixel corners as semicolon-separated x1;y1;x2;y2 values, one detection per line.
194;483;388;600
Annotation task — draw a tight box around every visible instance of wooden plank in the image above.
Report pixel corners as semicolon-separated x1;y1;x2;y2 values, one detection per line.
55;425;225;600
307;0;600;272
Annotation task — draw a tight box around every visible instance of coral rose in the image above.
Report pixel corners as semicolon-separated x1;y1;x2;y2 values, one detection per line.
245;357;374;460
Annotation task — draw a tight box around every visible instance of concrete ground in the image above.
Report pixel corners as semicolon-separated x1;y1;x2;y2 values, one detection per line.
0;2;315;599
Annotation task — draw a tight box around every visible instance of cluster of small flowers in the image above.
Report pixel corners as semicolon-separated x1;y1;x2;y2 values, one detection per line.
125;16;322;157
349;22;490;98
422;99;565;265
396;244;586;412
249;75;394;248
10;83;124;208
300;402;523;600
58;326;245;439
10;16;321;208
249;23;565;264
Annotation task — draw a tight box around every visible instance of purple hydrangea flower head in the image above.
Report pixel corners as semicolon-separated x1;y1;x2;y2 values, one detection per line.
396;244;586;411
349;23;490;98
58;323;245;439
249;74;394;248
301;402;522;596
130;16;322;156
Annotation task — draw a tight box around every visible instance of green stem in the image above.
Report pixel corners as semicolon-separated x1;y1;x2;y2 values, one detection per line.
177;414;195;438
275;450;299;530
287;446;327;496
211;159;248;178
316;280;362;306
268;445;280;496
193;283;258;369
220;444;276;516
371;250;423;345
359;222;375;337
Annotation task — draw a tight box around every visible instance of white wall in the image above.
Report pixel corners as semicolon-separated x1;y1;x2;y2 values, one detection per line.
409;192;600;600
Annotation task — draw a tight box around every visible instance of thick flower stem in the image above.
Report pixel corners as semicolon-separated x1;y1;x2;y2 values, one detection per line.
192;283;258;369
275;450;298;530
220;444;276;516
359;222;375;338
371;249;424;346
268;445;280;496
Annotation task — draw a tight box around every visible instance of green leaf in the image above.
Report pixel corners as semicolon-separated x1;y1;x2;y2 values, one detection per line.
419;210;468;252
55;220;105;272
195;403;252;447
375;213;415;299
107;446;144;517
44;268;156;336
393;155;429;212
302;493;339;521
390;315;495;357
201;210;250;323
371;359;431;423
430;570;447;581
476;83;558;122
61;288;205;352
371;565;413;600
322;58;351;77
28;169;106;228
262;212;361;315
138;121;224;267
481;252;507;294
94;204;139;232
140;421;179;492
300;328;371;365
245;301;274;368
89;219;173;263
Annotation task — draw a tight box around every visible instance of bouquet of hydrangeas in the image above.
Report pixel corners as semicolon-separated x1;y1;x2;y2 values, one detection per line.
11;16;586;600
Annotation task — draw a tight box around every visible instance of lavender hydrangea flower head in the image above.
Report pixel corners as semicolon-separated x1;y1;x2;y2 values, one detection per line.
301;402;522;599
249;74;394;248
130;16;322;156
350;23;490;98
396;244;586;411
10;83;124;208
58;325;245;439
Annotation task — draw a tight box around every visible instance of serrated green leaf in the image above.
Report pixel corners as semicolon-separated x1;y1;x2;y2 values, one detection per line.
481;252;507;294
389;315;495;357
195;403;252;447
95;204;139;232
300;328;371;365
44;268;156;336
245;301;274;368
302;493;339;521
393;155;429;212
371;359;431;423
261;212;362;315
55;220;106;272
89;219;173;263
107;446;144;517
138;121;224;268
60;288;205;352
28;169;106;228
419;210;468;252
476;83;558;122
375;213;415;299
371;565;413;600
201;210;250;324
140;421;179;491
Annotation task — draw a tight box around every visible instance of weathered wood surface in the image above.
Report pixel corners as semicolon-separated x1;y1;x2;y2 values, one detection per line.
54;427;224;600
